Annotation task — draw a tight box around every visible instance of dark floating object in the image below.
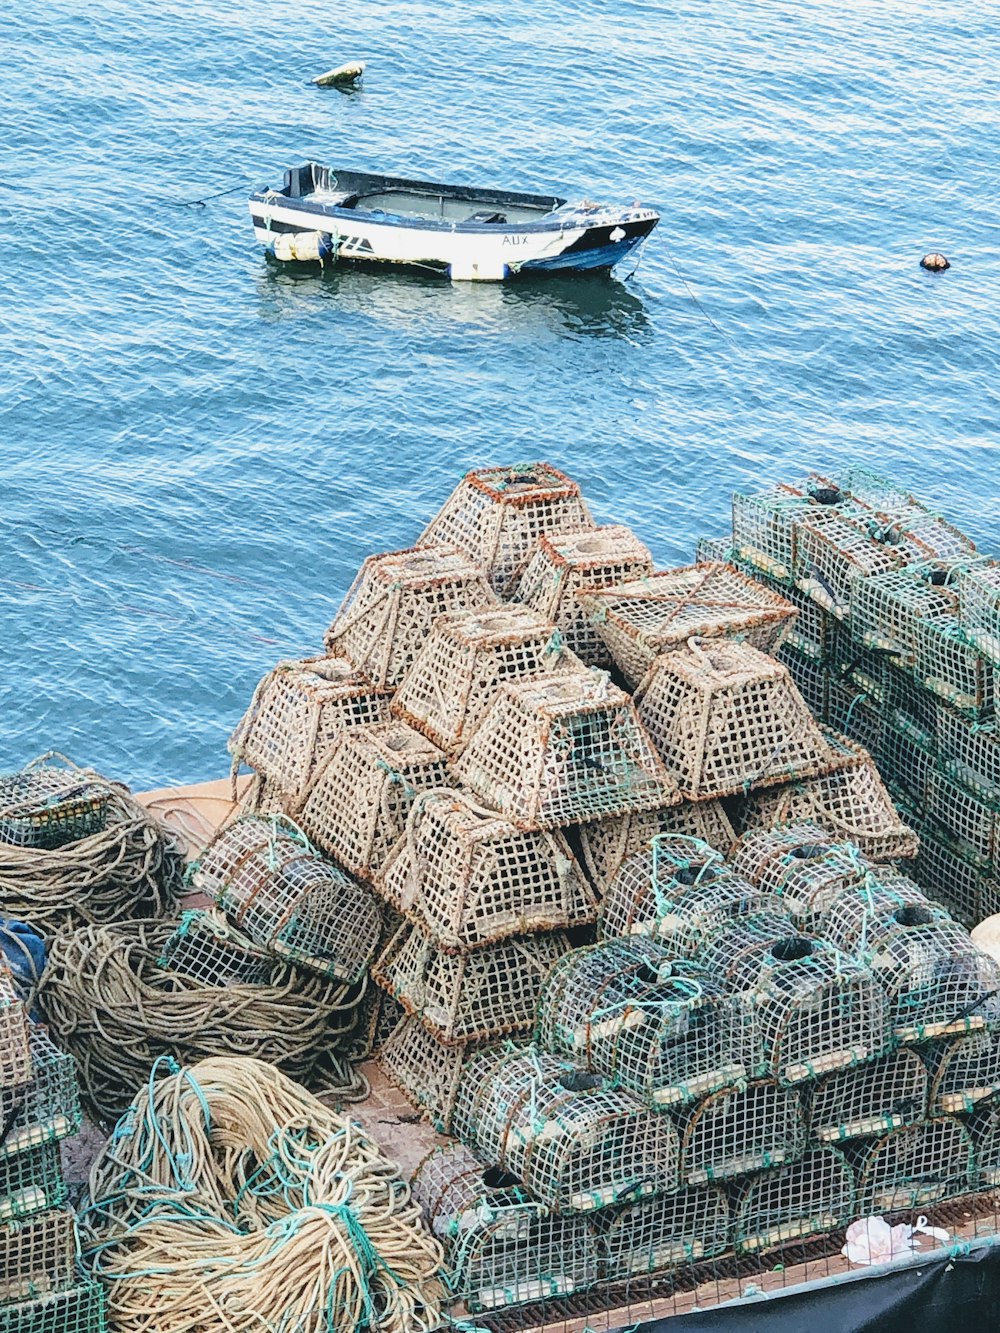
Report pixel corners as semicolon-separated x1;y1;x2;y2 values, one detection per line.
920;252;950;272
312;61;365;88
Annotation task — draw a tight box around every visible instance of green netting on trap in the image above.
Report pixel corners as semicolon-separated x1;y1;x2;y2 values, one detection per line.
452;1047;681;1212
849;564;964;665
876;709;935;806
805;1049;928;1143
938;708;1000;802
960;560;1000;665
848;1117;975;1214
576;563;797;689
914;611;994;717
157;908;275;986
453;671;678;830
536;937;746;1107
392;604;587;756
513;525;654;667
0;758;108;851
298;719;450;880
906;815;996;927
0;1026;80;1159
0;1142;66;1224
729;822;873;932
593;1185;730;1279
377;1013;494;1132
376;789;596;951
792;507;904;616
411;1141;601;1312
967;1100;1000;1188
0;1208;77;1304
0;966;32;1090
575;800;737;897
633;639;836;801
825;675;882;757
926;766;999;864
323;543;498;688
227;655;391;803
730;1147;855;1254
695;536;735;564
672;1079;806;1185
926;1027;1000;1115
775;640;829;717
0;1279;107;1333
372;923;570;1044
189;815;381;984
730;475;859;582
598;834;785;951
416;462;595;598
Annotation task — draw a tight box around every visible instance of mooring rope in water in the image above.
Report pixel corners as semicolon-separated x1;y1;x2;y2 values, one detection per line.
79;1055;445;1333
36;919;368;1123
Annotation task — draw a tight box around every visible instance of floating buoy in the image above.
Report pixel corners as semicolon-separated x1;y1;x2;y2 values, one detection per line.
920;252;950;272
270;231;337;263
312;61;365;88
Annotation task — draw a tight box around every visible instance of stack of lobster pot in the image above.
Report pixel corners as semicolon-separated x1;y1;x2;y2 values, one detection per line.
699;465;997;926
0;962;106;1333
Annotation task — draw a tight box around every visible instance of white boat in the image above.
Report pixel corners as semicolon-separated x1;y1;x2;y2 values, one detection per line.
248;163;659;281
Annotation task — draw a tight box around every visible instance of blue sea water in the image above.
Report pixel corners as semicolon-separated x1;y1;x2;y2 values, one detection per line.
1;0;997;789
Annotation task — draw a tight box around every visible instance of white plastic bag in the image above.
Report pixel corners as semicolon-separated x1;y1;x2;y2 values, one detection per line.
842;1215;951;1266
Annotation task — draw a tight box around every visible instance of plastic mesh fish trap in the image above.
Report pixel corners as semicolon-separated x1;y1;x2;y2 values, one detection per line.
594;1185;730;1278
0;764;108;851
452;1047;681;1211
0;1027;80;1159
576;563;798;689
729;824;874;933
876;709;935;805
927;1028;1000;1115
850;565;963;664
0;1208;77;1305
0;1279;107;1333
730;475;860;581
411;1141;601;1312
227;656;391;802
633;640;836;801
825;676;882;757
0;1142;66;1223
372;923;570;1044
906;820;996;927
792;508;905;614
157;908;277;986
537;938;746;1107
849;1118;975;1214
806;1049;927;1142
378;1014;494;1131
514;526;654;667
298;720;449;879
417;463;595;597
737;729;919;861
937;708;1000;802
453;672;678;830
598;835;783;950
960;560;1000;664
775;641;828;718
914;612;994;716
376;789;596;950
323;543;498;688
0;968;32;1090
673;1080;806;1184
575;800;737;896
730;1147;855;1254
967;1101;1000;1187
926;767;999;863
391;605;586;755
189;816;381;984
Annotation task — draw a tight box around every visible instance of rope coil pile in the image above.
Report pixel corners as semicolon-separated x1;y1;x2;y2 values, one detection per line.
36;919;368;1122
80;1056;445;1333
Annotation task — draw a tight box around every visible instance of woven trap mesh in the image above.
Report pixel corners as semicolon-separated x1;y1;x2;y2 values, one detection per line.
190;816;380;984
298;720;449;879
850;564;963;664
227;655;391;802
907;819;996;928
731;475;858;581
537;937;745;1106
0;1142;66;1224
391;604;586;755
914;612;994;716
594;1185;730;1278
777;640;828;717
411;1141;601;1312
792;507;904;614
577;563;796;689
417;462;595;597
960;560;1000;664
738;729;920;861
599;835;782;951
674;1080;806;1185
0;1208;77;1305
0;1026;81;1159
634;639;835;800
805;1049;928;1142
576;800;737;896
514;526;654;666
323;543;497;688
927;1028;1000;1115
378;1014;493;1132
938;708;1000;802
849;1117;974;1214
157;908;274;987
373;924;570;1044
927;767;998;864
729;823;874;932
0;762;108;851
967;1101;1000;1187
376;789;596;950
453;671;678;830
877;710;935;805
0;968;32;1090
452;1047;681;1211
0;1280;107;1333
731;1147;855;1254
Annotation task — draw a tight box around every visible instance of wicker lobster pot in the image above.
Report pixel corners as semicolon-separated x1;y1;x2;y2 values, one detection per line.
452;1047;681;1211
391;605;587;755
848;1118;975;1214
0;1208;77;1305
577;562;797;689
411;1141;601;1312
376;789;596;951
297;720;449;879
673;1080;806;1185
926;1028;1000;1116
730;1147;855;1254
0;1027;80;1160
594;1186;730;1279
0;969;32;1091
575;800;738;896
536;937;745;1107
805;1050;928;1143
378;1014;494;1133
417;462;595;597
633;640;836;801
189;815;381;984
729;823;874;933
453;672;679;830
323;543;498;688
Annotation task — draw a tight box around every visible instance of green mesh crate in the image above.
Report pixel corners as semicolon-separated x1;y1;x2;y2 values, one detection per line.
0;767;108;851
0;1208;77;1304
0;1142;66;1223
915;612;994;716
0;1027;81;1159
0;1280;106;1333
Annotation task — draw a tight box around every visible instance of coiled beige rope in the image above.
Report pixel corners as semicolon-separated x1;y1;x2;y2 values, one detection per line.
80;1056;445;1333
